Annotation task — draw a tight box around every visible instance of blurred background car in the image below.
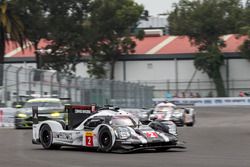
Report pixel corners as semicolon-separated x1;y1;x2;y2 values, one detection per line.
119;108;152;124
14;97;65;129
149;101;196;127
182;107;196;126
150;102;185;126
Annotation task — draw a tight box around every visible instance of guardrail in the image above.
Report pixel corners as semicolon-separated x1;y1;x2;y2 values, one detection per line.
153;97;250;106
0;108;16;127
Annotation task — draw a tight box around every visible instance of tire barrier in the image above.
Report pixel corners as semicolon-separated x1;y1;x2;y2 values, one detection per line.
0;108;16;128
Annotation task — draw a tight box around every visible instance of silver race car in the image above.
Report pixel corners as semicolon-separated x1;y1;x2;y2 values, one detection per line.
150;102;196;127
32;105;185;153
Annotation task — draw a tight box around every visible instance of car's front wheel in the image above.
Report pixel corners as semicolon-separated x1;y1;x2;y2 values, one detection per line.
98;126;113;152
39;124;61;150
186;122;194;127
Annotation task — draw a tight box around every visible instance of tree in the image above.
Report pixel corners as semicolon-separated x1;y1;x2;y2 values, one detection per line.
13;0;48;69
168;0;243;97
39;0;91;76
239;0;250;60
0;0;26;85
87;0;145;79
14;0;91;77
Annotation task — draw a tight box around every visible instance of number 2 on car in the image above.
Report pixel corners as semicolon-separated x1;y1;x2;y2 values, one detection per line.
85;131;93;147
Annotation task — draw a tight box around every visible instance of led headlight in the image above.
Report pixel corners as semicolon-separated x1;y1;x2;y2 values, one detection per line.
17;113;28;118
50;112;61;117
115;127;131;140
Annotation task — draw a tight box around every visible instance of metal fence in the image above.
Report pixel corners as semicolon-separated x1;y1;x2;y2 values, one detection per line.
0;65;153;108
140;79;250;98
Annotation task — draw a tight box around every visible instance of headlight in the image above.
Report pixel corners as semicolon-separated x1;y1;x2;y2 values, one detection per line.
17;113;27;118
50;112;61;117
115;127;131;140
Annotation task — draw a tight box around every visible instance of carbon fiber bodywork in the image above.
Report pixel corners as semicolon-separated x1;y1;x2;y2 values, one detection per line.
112;132;185;153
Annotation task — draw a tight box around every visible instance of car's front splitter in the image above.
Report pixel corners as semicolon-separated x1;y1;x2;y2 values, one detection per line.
112;140;186;153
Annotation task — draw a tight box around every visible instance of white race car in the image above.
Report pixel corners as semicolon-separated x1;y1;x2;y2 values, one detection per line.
32;105;185;153
150;102;196;127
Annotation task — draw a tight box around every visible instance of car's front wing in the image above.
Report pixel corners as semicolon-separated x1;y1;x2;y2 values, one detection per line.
112;140;186;153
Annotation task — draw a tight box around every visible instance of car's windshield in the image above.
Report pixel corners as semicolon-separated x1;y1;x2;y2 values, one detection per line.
155;106;174;112
24;101;63;108
111;116;136;127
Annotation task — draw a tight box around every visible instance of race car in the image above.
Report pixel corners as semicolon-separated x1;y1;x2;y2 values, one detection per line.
182;107;196;127
150;101;195;127
32;105;185;153
15;97;64;129
120;108;152;124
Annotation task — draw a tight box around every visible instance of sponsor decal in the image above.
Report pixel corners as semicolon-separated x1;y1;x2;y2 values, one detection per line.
53;132;73;143
85;131;94;147
154;97;250;106
146;131;158;138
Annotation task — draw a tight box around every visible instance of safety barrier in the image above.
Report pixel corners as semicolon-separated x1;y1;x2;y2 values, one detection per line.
153;97;250;107
0;108;16;128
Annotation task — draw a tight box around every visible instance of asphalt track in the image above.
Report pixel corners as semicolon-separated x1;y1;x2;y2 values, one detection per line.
1;106;250;167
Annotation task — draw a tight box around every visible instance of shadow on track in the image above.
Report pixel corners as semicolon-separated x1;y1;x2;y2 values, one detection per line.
32;146;186;154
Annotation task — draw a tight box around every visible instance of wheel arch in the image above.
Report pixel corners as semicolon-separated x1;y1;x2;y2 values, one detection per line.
39;120;64;134
97;124;116;149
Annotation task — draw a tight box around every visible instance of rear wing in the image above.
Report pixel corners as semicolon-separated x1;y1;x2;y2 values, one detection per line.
32;106;39;124
65;105;97;130
32;105;97;129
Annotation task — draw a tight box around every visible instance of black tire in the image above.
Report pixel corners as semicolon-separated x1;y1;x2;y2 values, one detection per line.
98;126;113;152
177;120;185;127
15;126;21;129
39;124;61;150
186;122;194;127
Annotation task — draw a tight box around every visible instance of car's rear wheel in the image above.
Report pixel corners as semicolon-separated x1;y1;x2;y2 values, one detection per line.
186;122;194;127
98;126;113;152
39;124;61;150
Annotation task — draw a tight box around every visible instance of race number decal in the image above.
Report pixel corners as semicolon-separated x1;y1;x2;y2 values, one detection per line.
85;131;93;147
146;131;158;138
